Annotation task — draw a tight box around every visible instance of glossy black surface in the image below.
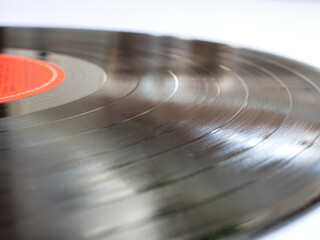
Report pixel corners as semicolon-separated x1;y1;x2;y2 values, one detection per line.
1;27;320;240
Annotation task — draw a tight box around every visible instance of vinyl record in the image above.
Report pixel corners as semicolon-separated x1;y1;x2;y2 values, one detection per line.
1;27;320;240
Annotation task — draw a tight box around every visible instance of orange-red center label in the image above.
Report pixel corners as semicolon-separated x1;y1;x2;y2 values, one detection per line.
0;54;65;103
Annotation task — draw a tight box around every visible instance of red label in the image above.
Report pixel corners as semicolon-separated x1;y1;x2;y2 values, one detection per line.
0;54;65;103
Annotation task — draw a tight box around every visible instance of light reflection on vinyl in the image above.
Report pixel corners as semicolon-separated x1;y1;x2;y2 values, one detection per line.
1;27;320;240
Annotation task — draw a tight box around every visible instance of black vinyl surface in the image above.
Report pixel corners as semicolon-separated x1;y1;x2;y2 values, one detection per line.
1;27;320;240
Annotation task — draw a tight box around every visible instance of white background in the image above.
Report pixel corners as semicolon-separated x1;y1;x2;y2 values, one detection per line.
1;0;320;239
